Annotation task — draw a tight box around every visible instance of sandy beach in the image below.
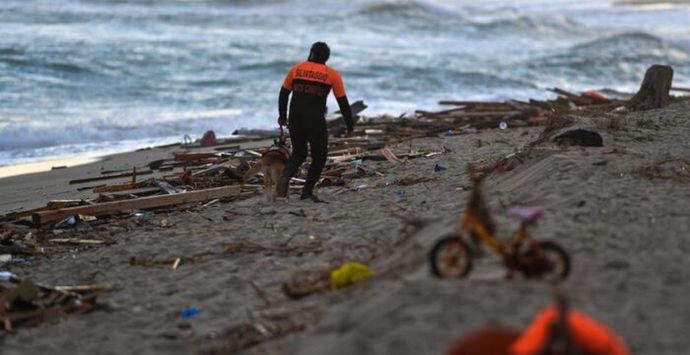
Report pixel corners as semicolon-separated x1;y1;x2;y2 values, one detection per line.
1;97;689;354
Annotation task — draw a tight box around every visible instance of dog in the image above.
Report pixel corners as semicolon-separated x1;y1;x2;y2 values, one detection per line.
243;140;290;202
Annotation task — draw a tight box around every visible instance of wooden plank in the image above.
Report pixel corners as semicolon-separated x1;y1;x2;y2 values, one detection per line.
32;185;242;226
46;200;85;209
173;152;218;161
93;182;146;193
671;87;690;93
69;170;152;185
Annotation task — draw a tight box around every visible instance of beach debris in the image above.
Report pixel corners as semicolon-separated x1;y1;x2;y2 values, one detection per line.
330;262;374;291
282;267;331;299
202;313;310;355
394;189;406;198
69;168;152;185
434;163;448;172
200;130;218;147
31;185;242;226
156;180;183;194
629;64;674;110
133;211;155;223
381;146;401;163
394;175;438;186
172;258;181;270
180;306;200;319
553;129;603;147
0;274;114;332
631;158;690;181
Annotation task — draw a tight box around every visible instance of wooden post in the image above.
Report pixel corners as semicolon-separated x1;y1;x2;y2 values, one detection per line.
32;185;242;226
630;65;674;110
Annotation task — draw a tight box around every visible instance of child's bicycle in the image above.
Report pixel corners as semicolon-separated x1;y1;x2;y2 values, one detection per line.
430;170;570;281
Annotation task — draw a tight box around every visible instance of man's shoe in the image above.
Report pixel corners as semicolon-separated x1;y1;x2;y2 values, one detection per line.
300;193;327;203
276;176;289;198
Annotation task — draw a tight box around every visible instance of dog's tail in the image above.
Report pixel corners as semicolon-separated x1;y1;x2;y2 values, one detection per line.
242;161;263;183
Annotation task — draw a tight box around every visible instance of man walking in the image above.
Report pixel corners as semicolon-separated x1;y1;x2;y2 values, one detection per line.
278;42;354;201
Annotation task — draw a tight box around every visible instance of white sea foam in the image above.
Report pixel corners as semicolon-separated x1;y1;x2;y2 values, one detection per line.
1;0;689;164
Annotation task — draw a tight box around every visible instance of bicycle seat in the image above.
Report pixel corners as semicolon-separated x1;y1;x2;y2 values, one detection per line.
507;207;543;222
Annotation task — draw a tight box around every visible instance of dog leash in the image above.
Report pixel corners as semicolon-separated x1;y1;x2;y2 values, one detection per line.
279;125;286;145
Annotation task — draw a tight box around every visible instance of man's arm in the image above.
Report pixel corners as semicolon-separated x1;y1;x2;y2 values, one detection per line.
278;66;295;126
331;71;354;132
278;87;290;125
336;95;354;132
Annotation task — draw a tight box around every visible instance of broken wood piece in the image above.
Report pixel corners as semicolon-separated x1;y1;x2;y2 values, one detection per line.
48;239;111;245
192;164;226;177
381;146;401;163
69;170;152;185
548;88;595;106
93;180;150;193
671;87;690;93
46;200;85;209
52;284;117;293
202;199;220;207
156;180;183;194
32;185;242;226
173;152;218;161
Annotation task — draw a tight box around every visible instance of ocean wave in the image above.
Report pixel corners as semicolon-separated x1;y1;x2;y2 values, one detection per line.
533;32;690;69
0;55;96;75
357;1;460;20
469;15;583;36
0;109;247;151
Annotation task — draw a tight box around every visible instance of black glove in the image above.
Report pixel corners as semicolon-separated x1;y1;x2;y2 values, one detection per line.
278;116;287;126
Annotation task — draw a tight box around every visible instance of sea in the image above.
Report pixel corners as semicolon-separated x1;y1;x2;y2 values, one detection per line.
1;0;690;166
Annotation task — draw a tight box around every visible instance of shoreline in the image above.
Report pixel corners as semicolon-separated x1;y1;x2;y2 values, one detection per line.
0;155;101;179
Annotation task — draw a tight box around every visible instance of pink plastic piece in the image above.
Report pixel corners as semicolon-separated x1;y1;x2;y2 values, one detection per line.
507;207;543;222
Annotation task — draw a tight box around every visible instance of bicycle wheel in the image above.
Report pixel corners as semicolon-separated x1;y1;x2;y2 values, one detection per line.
521;241;570;281
429;235;473;278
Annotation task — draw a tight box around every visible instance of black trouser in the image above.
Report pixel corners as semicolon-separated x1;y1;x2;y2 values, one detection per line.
284;116;328;197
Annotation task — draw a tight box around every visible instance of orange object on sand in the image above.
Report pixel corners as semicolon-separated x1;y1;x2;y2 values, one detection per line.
581;91;609;102
511;306;630;355
446;326;520;355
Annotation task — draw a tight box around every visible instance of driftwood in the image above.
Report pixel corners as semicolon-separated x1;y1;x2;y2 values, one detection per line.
32;185;242;226
629;65;674;110
69;169;152;185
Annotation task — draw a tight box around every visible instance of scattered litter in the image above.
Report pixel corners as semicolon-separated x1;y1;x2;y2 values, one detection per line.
133;211;155;223
330;262;374;291
395;189;406;198
172;258;181;270
499;121;508;130
180;306;200;319
554;129;603;147
0;275;115;332
434;163;448;172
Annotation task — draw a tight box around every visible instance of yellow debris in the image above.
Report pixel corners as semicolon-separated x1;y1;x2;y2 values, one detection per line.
330;262;374;291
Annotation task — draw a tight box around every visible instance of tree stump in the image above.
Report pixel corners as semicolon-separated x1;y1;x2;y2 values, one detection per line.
629;65;674;110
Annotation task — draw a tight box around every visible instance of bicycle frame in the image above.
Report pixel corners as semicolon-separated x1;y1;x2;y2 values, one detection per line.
457;202;534;261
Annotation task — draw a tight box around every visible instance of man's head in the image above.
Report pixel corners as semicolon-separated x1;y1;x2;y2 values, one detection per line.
308;42;330;64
